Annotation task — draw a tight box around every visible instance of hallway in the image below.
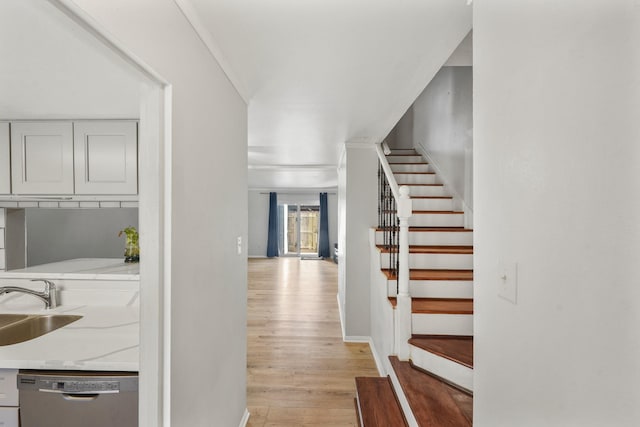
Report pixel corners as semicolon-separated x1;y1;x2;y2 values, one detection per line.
247;258;378;426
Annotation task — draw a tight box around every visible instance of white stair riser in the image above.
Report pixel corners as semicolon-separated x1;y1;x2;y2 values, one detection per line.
410;345;473;392
390;164;430;173
412;313;473;335
410;214;464;227
403;186;448;197
395;174;438;185
380;253;473;270
386;155;423;163
387;280;473;298
376;231;473;246
411;198;454;211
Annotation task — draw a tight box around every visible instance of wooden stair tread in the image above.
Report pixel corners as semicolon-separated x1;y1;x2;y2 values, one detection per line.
390;356;473;426
381;269;474;281
377;245;473;254
388;298;473;314
413;210;464;214
386;152;419;156
408;227;473;232
409;335;474;369
394;172;436;175
410;196;453;199
381;210;464;214
388;161;429;165
412;298;473;314
355;377;408;426
377;227;472;232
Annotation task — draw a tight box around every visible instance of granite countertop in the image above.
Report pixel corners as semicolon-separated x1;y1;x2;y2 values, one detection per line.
0;258;140;371
0;304;139;371
0;258;140;281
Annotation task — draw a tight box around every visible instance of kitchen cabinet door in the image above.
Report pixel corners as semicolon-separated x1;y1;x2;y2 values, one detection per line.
74;121;138;194
0;407;18;427
0;123;9;194
0;369;18;406
10;122;74;194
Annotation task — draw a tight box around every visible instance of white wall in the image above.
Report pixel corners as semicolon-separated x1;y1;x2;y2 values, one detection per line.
247;190;338;257
368;228;394;375
444;31;472;67
414;66;473;211
248;191;270;257
71;1;248;426
388;66;473;212
339;144;378;338
337;162;347;331
385;108;414;150
474;1;640;426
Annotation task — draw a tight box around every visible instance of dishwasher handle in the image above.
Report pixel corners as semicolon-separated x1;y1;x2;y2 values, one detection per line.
39;388;119;395
62;393;100;401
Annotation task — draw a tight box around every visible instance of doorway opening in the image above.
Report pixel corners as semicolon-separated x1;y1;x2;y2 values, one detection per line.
278;204;320;257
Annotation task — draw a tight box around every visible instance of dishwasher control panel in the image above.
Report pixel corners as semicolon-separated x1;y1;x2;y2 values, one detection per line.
47;379;120;393
17;371;138;394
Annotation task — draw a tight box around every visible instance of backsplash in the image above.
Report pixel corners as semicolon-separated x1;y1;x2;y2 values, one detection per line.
0;208;5;271
0;207;138;270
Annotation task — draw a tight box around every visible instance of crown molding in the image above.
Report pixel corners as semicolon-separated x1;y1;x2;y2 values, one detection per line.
174;0;250;104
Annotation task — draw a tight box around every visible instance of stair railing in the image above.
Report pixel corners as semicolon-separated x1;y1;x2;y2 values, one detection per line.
375;142;412;361
378;159;398;280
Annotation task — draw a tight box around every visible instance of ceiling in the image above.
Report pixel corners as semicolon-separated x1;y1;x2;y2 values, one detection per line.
1;0;472;190
0;1;142;120
179;0;472;189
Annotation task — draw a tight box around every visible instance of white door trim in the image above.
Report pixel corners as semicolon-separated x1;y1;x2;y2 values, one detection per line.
47;2;172;426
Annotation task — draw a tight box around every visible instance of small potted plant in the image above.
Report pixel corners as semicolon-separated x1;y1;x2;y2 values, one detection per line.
119;226;140;263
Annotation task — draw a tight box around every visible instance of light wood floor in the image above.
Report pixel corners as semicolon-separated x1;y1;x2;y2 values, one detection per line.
247;257;378;426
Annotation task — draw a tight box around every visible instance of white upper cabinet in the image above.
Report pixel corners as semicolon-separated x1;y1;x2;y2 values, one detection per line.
10;122;74;195
0;123;10;194
5;120;138;197
74;121;138;195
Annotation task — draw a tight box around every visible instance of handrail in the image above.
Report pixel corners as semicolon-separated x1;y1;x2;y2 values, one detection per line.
375;142;413;360
375;143;401;201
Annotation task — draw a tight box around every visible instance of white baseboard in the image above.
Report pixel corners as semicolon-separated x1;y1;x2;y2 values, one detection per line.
367;337;386;376
248;255;267;258
337;294;386;376
342;335;386;377
337;293;346;339
238;409;250;427
344;335;370;342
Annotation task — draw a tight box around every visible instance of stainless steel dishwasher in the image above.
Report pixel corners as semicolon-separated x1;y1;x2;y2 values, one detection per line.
17;370;138;427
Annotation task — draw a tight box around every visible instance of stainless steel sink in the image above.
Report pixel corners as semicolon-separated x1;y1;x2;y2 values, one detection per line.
0;314;82;346
0;313;29;328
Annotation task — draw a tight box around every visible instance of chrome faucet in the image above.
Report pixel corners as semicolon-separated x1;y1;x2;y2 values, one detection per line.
0;279;58;309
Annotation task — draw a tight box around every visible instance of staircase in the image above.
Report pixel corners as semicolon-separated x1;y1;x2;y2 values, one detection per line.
356;149;474;426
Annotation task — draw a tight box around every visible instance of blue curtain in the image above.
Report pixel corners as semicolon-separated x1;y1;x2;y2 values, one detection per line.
318;192;330;258
266;192;279;257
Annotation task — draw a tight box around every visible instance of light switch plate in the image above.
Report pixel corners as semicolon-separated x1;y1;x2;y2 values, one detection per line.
236;236;242;255
498;262;518;304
